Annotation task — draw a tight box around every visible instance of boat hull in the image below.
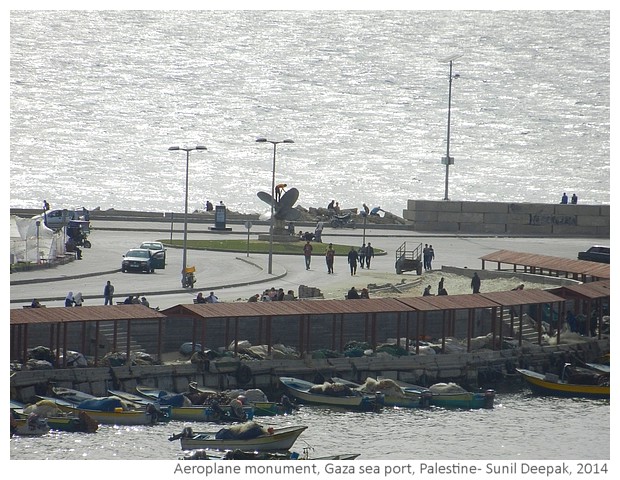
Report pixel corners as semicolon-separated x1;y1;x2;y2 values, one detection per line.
177;425;307;451
57;404;160;425
516;368;610;399
279;377;379;410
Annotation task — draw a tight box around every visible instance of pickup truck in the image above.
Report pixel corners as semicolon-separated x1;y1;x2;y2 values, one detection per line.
577;245;610;263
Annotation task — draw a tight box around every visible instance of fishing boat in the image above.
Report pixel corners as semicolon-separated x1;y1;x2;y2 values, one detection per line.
38;395;164;425
11;415;50;436
11;399;99;433
516;364;610;399
134;386;254;422
378;377;495;409
331;377;432;408
169;421;307;451
185;382;291;417
182;449;359;460
279;377;383;411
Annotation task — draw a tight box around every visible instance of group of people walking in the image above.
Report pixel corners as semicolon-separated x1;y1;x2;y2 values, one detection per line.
303;241;375;275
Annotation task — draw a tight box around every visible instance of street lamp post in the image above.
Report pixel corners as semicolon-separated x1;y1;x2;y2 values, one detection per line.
168;145;207;287
256;137;294;274
439;53;462;201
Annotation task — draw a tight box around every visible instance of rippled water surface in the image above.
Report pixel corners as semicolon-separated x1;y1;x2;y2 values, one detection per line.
10;10;609;215
10;393;610;461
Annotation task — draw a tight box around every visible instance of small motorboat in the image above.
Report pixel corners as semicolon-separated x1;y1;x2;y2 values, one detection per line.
11;399;99;433
279;377;383;411
377;377;495;409
169;421;307;451
331;377;433;409
134;386;254;422
517;363;610;399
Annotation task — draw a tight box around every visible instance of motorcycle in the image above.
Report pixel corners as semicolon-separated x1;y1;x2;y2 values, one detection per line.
330;212;356;229
182;267;196;288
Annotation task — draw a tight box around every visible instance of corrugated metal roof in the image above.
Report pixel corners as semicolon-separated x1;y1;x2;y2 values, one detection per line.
479;289;566;306
10;305;166;325
479;250;610;279
548;279;611;300
161;298;415;318
397;294;499;311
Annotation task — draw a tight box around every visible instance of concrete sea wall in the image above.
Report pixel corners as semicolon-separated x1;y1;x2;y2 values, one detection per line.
10;338;609;403
403;200;609;237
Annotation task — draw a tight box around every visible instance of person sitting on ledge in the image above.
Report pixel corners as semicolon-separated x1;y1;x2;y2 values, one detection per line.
31;298;43;308
195;292;206;304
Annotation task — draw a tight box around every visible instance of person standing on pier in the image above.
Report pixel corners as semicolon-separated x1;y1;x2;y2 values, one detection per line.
325;243;335;274
471;272;481;294
347;246;359;276
103;280;115;305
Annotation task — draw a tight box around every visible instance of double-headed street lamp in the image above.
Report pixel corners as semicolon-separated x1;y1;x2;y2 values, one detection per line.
168;145;207;287
439;53;462;201
256;137;294;274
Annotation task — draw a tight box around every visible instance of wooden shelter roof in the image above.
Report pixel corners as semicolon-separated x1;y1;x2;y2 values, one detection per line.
10;304;166;325
479;250;610;279
547;279;611;300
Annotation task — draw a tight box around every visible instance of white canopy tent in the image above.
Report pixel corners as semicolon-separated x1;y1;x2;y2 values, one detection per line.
10;215;64;263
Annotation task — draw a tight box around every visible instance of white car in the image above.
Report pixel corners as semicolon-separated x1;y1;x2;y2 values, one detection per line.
139;241;167;267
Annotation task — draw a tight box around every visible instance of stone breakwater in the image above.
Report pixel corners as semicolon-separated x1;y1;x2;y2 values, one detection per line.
403;200;609;237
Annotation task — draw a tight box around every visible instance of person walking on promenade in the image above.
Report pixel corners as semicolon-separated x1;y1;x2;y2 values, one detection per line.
303;240;313;270
104;280;115;305
314;220;324;243
325;243;335;274
365;242;375;269
471;272;481;294
347;246;359;276
358;243;367;269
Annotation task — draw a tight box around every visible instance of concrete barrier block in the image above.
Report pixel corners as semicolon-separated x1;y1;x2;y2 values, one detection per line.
402;210;438;222
555;204;601;215
576;215;610;227
461;201;509;213
551;224;603;235
440;212;484;223
412;221;459;232
459;223;507;234
600;204;610;216
434;201;464;213
91;381;108;397
506;224;553;235
594;226;610;236
437;368;463;380
484;213;530;224
407;200;461;212
509;203;555;214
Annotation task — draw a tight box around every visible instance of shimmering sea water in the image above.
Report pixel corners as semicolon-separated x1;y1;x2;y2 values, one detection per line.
9;392;610;461
10;10;610;217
